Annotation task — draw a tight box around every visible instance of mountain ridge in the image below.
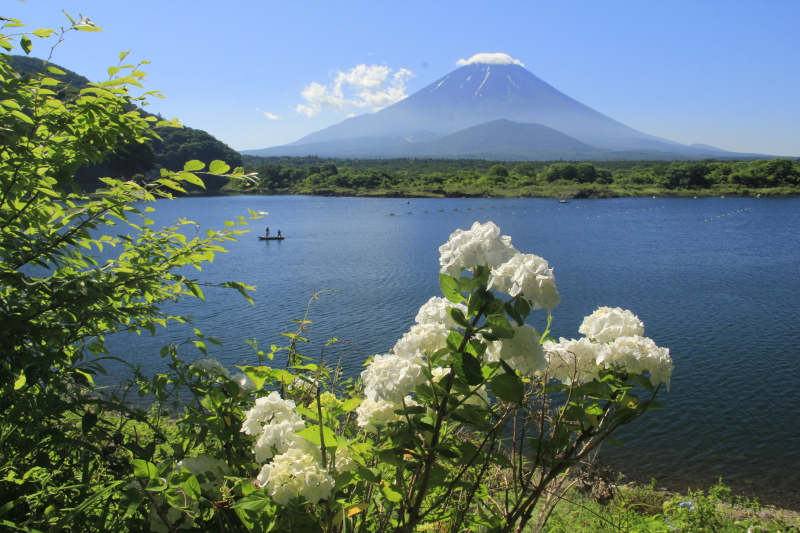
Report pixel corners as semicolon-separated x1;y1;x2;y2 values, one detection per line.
246;60;779;160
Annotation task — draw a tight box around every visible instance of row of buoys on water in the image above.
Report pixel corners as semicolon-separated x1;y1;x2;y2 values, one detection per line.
704;207;751;222
389;203;613;216
586;207;665;219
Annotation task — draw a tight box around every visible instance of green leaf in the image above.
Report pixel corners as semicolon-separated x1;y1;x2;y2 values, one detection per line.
584;402;604;416
439;273;464;303
236;365;271;390
296;425;337;448
467;288;491;317
177;171;205;188
120;487;143;519
12;110;33;125
46;66;66;75
180;473;202;500
605;436;625;449
357;467;380;484
20;35;32;55
491;373;524;404
183;160;205;172
447;306;471;328
209;160;230;174
454;351;483;386
107;66;119;77
13;374;25;390
446;330;464;353
380;482;404;502
232;489;273;512
131;459;158;479
32;28;57;38
486;314;515;339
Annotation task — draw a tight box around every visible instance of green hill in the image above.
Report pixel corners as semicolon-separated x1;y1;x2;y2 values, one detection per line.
7;55;241;191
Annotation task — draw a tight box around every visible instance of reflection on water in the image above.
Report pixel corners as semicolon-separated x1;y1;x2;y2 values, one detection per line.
103;195;800;507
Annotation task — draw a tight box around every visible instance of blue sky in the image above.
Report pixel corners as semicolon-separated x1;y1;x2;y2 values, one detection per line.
7;0;800;156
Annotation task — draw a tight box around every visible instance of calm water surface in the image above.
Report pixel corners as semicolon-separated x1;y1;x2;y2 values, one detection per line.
104;195;800;505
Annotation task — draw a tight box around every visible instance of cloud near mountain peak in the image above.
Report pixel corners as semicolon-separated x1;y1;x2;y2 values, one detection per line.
296;64;415;117
456;53;524;67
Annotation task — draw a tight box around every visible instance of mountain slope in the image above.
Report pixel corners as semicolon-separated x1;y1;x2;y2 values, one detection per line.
288;62;679;151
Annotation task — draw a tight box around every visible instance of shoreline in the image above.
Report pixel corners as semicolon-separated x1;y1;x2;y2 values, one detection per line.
215;186;800;200
611;461;800;513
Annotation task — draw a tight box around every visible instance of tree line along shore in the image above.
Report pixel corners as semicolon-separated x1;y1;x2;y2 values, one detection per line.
220;156;800;199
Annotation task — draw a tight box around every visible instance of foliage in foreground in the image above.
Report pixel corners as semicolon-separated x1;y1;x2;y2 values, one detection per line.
1;13;680;533
0;14;255;532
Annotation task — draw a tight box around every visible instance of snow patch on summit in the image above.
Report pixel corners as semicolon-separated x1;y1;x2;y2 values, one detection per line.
456;53;524;67
475;67;491;96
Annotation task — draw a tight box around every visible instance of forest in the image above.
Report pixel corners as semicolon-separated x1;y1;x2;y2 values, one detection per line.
233;155;800;198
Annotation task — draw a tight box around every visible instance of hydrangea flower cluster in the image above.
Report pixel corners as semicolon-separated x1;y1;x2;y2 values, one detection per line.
255;441;335;506
242;391;358;506
361;353;426;403
392;321;450;358
438;221;519;277
188;358;230;379
483;323;546;376
178;455;231;492
488;253;560;310
355;396;419;433
415;296;468;329
231;372;256;391
544;307;672;388
439;221;561;310
578;307;644;343
241;391;306;462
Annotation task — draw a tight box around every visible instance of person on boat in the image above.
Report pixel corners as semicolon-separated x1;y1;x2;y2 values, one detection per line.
277;230;282;238
265;227;270;237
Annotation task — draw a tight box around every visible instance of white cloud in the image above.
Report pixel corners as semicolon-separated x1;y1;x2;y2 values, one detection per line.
295;64;415;117
456;53;524;67
264;112;280;120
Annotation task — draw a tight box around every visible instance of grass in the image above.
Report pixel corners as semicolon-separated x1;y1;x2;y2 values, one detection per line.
532;479;800;533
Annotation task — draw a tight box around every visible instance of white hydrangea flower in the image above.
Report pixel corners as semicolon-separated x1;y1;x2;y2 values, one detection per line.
255;446;335;506
188;358;230;379
579;307;644;343
253;416;306;463
482;323;545;376
393;322;450;358
241;391;299;435
439;221;519;277
361;353;426;403
542;337;611;385
178;454;230;479
488;253;560;310
608;336;673;389
231;372;256;391
415;296;468;329
241;391;306;462
355;396;418;433
333;446;358;473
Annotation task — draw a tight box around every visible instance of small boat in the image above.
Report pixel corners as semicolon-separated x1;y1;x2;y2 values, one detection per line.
259;236;285;241
558;195;569;203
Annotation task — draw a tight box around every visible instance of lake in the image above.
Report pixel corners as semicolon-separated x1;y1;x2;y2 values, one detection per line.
103;194;800;507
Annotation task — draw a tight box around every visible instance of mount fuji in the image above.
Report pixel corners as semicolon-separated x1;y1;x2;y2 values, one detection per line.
244;54;740;160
